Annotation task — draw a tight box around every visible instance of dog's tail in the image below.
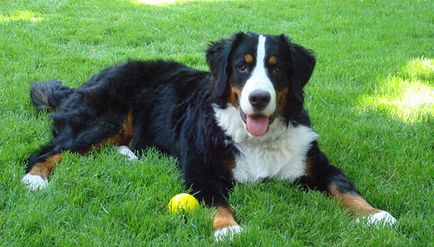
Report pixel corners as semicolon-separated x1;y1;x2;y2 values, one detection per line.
30;79;74;110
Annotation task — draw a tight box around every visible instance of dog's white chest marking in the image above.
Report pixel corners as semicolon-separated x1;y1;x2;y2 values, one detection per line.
233;123;317;183
214;105;318;183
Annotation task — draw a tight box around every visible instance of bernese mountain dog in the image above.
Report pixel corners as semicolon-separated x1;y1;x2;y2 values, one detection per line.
22;32;396;240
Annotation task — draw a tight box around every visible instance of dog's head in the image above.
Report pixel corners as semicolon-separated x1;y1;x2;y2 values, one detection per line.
207;32;315;137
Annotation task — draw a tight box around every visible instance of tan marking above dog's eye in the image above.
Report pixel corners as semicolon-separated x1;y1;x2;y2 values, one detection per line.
268;56;277;65
244;54;254;64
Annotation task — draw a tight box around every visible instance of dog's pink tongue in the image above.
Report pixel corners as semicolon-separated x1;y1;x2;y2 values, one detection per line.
246;116;269;136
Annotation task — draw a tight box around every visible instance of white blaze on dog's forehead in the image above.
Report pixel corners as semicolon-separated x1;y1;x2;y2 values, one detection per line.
256;35;266;65
240;35;276;116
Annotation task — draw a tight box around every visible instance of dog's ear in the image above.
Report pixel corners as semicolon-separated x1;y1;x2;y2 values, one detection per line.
291;43;316;87
280;34;316;88
206;32;245;98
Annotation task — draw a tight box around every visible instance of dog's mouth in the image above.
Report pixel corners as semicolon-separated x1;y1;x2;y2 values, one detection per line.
240;110;275;137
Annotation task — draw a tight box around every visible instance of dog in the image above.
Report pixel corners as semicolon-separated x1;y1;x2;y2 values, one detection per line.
22;32;397;240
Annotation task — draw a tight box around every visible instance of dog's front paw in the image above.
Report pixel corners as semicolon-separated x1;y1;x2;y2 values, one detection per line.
21;174;48;191
214;225;243;241
356;210;397;226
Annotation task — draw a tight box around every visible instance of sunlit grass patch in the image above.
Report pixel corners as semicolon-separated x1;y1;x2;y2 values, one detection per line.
401;58;434;81
360;78;433;123
359;58;434;123
0;10;44;23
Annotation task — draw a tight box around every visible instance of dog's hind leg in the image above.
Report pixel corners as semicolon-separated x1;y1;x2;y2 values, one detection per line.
21;127;115;190
22;113;134;190
22;148;62;190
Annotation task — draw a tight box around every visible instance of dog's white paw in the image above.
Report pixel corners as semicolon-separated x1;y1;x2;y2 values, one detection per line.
214;225;243;241
21;174;48;191
356;211;397;226
117;145;138;161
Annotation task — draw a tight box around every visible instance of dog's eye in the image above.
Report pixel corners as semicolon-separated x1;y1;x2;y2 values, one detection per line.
271;66;281;74
237;64;250;74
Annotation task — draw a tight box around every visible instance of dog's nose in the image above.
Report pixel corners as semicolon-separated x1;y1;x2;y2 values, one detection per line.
249;90;271;110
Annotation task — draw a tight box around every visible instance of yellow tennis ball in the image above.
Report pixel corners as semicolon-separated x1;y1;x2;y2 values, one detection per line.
168;193;199;214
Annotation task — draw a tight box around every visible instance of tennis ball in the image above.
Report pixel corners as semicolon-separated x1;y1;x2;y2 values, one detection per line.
168;193;199;214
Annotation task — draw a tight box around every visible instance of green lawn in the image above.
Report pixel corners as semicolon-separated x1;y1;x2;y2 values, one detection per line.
0;0;433;245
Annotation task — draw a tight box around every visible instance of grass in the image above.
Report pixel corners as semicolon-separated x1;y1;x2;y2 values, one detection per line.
0;0;432;245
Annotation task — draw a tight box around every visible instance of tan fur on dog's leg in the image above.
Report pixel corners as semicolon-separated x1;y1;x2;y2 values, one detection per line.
22;154;62;190
328;183;397;225
328;183;380;216
213;206;243;241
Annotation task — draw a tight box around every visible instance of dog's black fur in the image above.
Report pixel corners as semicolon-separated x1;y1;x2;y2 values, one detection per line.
29;60;240;206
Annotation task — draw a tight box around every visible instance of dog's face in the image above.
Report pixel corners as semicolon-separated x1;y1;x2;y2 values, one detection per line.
207;32;315;137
